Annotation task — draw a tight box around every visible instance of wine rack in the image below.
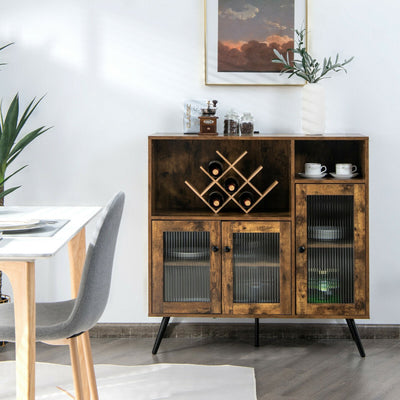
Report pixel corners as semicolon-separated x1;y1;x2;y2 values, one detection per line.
184;150;279;214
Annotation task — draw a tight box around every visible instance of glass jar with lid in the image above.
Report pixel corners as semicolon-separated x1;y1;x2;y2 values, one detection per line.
223;110;240;136
240;112;254;136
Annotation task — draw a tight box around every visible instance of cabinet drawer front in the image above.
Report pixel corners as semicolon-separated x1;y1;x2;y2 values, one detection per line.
151;221;221;315
296;184;368;317
222;221;291;316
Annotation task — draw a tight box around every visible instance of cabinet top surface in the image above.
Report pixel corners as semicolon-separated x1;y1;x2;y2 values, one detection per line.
149;133;368;140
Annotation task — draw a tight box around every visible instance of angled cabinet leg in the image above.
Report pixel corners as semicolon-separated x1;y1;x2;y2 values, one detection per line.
346;319;365;357
152;317;170;354
254;318;260;347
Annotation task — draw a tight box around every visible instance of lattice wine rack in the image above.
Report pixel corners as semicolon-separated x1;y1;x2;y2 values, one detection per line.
184;150;279;214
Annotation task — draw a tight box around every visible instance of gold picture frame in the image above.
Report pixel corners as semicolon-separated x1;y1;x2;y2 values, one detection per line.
205;0;308;86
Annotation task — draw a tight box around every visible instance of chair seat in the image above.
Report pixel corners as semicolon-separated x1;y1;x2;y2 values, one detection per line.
0;299;77;341
0;192;124;399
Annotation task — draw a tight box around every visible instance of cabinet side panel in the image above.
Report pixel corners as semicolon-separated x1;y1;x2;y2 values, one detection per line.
354;185;367;314
151;221;164;314
295;185;308;315
280;221;292;314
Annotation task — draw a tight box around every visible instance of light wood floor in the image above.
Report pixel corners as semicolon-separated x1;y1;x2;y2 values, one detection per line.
1;337;400;399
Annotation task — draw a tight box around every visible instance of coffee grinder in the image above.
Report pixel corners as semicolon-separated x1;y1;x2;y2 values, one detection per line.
198;100;218;135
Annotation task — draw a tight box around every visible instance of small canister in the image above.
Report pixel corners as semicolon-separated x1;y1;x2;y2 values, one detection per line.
223;110;240;136
240;112;254;136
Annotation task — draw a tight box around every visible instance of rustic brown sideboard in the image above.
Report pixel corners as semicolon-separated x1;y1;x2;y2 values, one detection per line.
148;133;369;356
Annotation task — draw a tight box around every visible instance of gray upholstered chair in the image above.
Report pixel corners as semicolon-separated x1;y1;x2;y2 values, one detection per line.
0;191;125;400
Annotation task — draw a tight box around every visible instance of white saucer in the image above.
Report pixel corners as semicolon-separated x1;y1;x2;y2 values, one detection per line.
329;172;358;179
298;172;327;179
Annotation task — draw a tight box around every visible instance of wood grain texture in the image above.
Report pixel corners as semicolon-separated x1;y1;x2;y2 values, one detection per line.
149;135;369;323
68;229;99;400
151;220;221;315
150;138;291;215
0;261;36;400
68;227;87;297
69;336;84;400
295;184;368;317
81;332;99;400
221;221;291;316
17;337;400;400
294;139;367;180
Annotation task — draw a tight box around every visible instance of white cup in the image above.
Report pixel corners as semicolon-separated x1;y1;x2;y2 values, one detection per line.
335;163;357;176
305;163;327;176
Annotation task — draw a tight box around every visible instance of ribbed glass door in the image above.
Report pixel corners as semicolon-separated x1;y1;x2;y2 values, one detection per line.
163;231;210;302
295;184;367;316
222;221;291;315
233;232;280;303
151;221;221;315
307;195;354;304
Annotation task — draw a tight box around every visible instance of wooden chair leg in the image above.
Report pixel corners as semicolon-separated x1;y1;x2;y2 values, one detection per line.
81;331;99;400
76;336;90;398
69;336;84;400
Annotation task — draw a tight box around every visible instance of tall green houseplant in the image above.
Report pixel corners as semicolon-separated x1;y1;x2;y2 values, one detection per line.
0;94;49;205
0;42;50;299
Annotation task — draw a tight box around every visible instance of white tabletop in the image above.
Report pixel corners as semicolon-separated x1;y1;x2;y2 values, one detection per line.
0;206;102;260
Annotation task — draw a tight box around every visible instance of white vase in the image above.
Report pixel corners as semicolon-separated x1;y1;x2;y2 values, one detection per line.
301;83;325;135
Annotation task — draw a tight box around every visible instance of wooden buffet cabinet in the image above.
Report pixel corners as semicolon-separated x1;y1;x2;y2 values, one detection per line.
148;133;369;356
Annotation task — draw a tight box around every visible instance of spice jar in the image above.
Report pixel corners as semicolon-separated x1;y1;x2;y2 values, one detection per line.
223;110;239;136
240;112;254;136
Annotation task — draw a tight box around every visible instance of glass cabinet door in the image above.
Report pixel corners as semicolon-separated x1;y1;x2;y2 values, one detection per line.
151;221;221;315
296;184;368;316
222;221;291;315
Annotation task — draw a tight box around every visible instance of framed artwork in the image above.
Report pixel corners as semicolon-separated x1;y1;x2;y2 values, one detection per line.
205;0;307;85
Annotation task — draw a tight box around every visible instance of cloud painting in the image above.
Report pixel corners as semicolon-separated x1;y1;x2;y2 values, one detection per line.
218;0;294;72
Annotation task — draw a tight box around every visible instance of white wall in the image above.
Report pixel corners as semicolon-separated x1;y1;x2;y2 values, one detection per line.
0;0;398;324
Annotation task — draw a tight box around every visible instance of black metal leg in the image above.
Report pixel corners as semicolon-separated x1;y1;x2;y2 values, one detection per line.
346;319;365;357
346;318;357;341
152;317;170;354
254;318;260;347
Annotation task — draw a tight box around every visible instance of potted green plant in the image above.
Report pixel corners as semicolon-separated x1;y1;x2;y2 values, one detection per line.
272;29;354;135
0;94;49;204
0;42;50;306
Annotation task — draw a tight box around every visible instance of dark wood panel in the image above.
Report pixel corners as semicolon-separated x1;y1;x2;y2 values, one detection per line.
150;139;291;214
149;135;369;322
294;139;368;180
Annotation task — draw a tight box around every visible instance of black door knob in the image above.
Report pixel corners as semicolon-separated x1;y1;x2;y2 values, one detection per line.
224;246;231;252
298;246;306;253
212;246;219;252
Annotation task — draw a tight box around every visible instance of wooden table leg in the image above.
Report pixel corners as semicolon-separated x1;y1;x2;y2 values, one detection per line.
68;228;99;400
1;261;36;400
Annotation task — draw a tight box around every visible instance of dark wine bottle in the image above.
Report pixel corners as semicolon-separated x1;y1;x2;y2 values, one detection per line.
239;191;254;208
208;160;223;178
224;177;239;193
208;191;224;208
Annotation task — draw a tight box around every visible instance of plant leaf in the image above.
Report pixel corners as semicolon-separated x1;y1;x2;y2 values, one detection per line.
0;165;27;186
0;42;14;52
0;94;19;164
15;95;46;136
0;185;20;200
8;126;50;161
271;28;354;83
0;93;50;202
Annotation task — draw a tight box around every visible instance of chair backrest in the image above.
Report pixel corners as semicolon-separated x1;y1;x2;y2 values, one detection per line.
65;191;125;336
